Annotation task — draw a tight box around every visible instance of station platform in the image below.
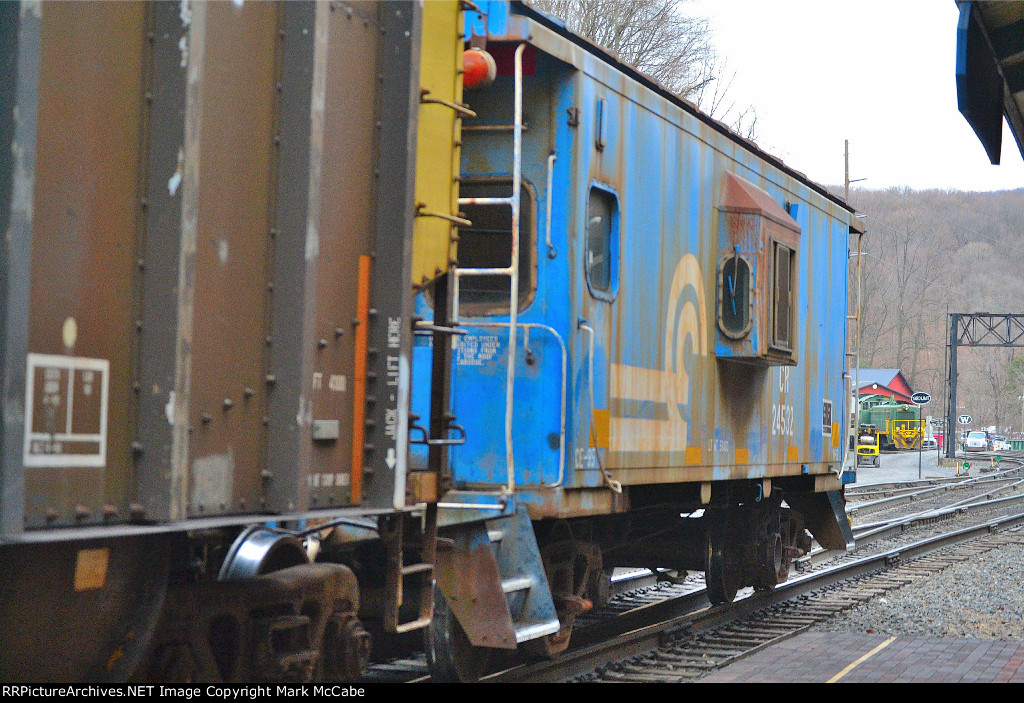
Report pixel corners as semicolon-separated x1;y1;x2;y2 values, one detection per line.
700;631;1024;683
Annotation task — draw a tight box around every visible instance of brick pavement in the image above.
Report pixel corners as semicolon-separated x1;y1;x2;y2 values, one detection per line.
699;631;1024;683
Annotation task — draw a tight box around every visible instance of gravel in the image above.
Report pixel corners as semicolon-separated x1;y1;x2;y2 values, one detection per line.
813;540;1024;640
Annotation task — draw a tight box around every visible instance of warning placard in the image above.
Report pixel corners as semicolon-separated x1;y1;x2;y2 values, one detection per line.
23;353;109;468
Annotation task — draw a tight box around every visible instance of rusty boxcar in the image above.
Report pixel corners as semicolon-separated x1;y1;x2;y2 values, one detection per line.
0;0;468;681
414;1;863;680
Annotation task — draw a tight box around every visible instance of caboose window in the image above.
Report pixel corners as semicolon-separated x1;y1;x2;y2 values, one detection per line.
770;241;795;350
717;252;752;338
456;179;536;315
586;186;618;297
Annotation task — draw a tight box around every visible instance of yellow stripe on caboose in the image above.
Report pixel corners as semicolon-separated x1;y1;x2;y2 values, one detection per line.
589;409;610;448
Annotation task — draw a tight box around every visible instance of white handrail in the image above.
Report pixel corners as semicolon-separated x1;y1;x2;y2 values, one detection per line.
578;322;622;493
545;152;557;259
449;43;526;496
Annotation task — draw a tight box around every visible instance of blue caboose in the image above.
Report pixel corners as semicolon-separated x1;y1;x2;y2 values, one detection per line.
413;1;860;679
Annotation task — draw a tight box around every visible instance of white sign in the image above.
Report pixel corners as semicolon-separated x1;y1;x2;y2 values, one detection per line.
23;353;109;467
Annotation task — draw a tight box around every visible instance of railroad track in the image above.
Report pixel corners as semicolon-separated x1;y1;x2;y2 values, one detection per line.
359;458;1024;683
497;515;1024;682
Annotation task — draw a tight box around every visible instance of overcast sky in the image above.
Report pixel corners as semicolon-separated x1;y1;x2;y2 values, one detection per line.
689;0;1024;192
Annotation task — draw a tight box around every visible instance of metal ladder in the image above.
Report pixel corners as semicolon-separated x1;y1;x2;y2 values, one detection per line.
487;508;560;644
381;506;438;634
451;43;526;495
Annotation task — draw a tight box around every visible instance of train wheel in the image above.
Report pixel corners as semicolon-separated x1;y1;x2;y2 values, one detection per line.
753;531;784;592
425;586;490;682
705;522;741;605
523;627;571;659
522;592;590;658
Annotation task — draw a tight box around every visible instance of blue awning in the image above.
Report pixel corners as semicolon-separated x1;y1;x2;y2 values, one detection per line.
956;1;1024;164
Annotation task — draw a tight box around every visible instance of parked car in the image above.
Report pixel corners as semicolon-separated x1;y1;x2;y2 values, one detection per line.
965;431;989;452
922;437;937;449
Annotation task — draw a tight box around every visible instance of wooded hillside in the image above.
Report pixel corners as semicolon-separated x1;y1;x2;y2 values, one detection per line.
847;187;1024;433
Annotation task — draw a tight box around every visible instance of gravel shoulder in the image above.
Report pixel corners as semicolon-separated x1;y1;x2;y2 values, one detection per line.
813;541;1024;641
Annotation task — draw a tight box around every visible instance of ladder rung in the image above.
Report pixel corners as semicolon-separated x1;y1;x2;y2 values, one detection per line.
401;562;434;576
502;576;534;593
457;267;512;276
393;616;432;634
513;619;561;643
461;123;529;132
457;196;513;206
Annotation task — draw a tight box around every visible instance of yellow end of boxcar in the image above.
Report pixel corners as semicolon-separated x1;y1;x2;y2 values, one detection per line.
412;0;464;288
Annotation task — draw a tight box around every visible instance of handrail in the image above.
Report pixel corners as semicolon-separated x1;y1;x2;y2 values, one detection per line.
578;321;622;493
545;152;557;259
419;88;478;119
450;43;526;496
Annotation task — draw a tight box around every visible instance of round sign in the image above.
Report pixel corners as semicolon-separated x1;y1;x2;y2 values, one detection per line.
911;392;931;405
958;414;973;425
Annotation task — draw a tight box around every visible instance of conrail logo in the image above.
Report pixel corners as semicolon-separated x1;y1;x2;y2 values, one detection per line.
607;254;706;453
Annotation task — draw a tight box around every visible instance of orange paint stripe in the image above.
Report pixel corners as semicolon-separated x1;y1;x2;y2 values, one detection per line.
590;409;610;448
350;255;371;505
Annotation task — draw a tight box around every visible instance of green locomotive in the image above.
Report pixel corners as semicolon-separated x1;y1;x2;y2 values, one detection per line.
858;396;925;450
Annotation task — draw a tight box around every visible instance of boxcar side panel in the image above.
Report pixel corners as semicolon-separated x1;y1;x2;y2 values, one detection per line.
24;3;146;527
186;1;278;517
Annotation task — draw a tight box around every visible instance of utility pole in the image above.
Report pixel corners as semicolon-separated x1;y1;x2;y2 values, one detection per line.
845;139;850;201
844;139;866;201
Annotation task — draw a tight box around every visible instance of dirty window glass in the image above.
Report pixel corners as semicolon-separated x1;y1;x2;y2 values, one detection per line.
587;187;616;294
457;180;534;314
771;241;795;350
718;254;751;338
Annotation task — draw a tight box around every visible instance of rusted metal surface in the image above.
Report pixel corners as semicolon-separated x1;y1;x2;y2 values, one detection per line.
5;0;430;528
0;533;173;681
25;2;147;527
187;0;278;518
304;2;382;511
435;522;518;649
140;562;362;682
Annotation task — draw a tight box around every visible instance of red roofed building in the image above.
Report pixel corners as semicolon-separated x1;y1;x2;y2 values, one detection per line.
854;369;914;403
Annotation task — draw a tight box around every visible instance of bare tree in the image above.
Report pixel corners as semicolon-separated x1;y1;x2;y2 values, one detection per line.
528;0;758;137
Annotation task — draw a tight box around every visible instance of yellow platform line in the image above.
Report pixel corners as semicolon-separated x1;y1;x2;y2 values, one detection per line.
826;636;896;683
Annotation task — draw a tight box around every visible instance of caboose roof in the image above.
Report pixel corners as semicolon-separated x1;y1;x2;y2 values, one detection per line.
477;1;862;226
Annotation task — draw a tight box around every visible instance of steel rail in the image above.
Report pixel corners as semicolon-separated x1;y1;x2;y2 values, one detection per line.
848;463;1024;514
486;510;1024;682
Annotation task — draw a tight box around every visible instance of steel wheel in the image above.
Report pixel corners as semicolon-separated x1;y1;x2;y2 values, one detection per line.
705;527;741;605
523;627;572;658
424;586;490;682
754;532;784;591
